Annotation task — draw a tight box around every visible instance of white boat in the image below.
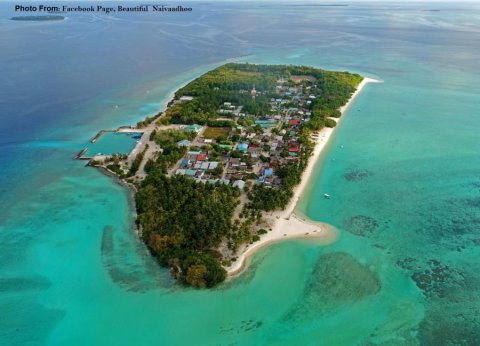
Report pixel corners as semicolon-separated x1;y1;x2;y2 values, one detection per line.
324;193;330;199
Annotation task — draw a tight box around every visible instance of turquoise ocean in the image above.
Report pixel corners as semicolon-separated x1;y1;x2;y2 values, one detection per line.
1;2;479;345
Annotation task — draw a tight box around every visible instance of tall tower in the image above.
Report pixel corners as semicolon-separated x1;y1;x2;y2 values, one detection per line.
251;84;257;101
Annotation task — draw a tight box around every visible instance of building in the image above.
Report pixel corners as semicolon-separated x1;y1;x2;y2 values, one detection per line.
229;158;241;167
237;142;249;152
264;168;273;177
208;162;219;169
289;144;300;156
184;124;202;133
289;119;299;126
232;180;245;190
218;144;233;150
255;119;276;128
187;150;201;161
177;139;191;147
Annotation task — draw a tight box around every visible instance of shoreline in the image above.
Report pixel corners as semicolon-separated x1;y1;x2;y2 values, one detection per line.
226;77;381;277
86;69;380;279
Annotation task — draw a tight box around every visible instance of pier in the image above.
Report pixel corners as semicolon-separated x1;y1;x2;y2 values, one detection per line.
90;130;115;143
74;148;91;160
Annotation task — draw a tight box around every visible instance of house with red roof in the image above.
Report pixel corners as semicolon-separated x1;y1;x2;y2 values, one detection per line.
288;144;300;156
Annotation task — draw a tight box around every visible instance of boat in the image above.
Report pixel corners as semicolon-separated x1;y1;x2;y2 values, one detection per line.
323;193;330;199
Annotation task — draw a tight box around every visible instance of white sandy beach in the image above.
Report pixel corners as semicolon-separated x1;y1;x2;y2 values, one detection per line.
226;77;381;276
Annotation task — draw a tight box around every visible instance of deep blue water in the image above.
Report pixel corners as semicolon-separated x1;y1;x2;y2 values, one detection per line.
1;2;480;345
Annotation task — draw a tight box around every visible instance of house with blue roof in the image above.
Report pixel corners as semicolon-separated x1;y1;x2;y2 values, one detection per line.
238;142;249;152
264;168;273;177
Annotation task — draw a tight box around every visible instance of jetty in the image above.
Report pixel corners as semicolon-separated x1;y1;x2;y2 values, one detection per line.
74;148;90;160
90;130;115;143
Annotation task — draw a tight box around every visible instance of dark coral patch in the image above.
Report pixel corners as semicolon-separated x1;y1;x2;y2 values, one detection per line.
283;252;381;323
344;215;379;237
419;308;480;346
343;168;372;182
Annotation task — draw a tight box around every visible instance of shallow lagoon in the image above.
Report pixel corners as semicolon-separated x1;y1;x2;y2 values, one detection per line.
83;132;141;157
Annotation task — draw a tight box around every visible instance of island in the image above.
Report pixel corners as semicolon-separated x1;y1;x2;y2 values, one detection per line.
86;63;378;287
11;15;65;21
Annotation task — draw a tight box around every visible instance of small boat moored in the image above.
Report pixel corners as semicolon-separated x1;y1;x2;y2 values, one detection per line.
323;193;331;199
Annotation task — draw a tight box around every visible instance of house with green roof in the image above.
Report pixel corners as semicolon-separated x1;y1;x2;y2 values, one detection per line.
184;124;202;133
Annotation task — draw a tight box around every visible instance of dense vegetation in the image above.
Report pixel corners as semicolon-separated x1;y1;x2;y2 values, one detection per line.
163;63;361;126
136;174;239;287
